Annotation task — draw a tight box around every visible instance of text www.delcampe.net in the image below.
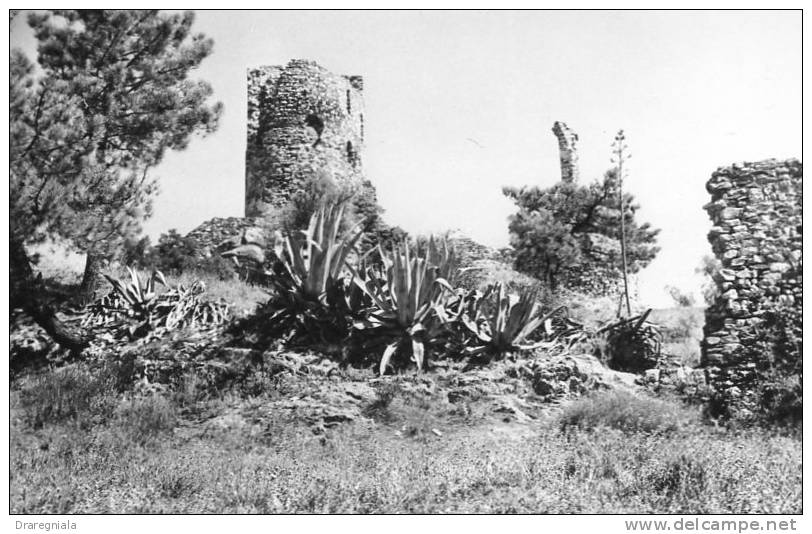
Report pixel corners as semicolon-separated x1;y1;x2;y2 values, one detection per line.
625;518;799;532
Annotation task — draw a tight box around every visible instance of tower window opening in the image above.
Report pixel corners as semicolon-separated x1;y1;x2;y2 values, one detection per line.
305;114;324;147
346;90;351;114
347;141;357;167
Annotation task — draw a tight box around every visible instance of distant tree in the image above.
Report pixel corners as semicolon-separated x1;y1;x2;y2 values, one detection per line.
696;254;722;306
121;235;152;268
10;10;221;349
22;10;222;303
146;230;199;273
503;168;660;291
665;285;696;308
502;207;582;290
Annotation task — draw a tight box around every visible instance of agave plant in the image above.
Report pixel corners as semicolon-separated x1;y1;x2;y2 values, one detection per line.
351;237;456;374
99;267;168;319
265;203;366;340
82;269;229;339
162;280;230;330
461;282;567;357
599;309;662;372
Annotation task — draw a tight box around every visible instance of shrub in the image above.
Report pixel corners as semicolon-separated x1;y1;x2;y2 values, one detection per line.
143;230;199;273
752;304;802;424
455;258;547;298
558;389;698;434
121;235;152;268
127;230;237;281
600;310;662;373
362;381;400;422
665;285;696;308
279;171;357;234
189;255;239;281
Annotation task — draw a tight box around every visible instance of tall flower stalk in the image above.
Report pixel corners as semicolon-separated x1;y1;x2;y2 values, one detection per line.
612;130;632;317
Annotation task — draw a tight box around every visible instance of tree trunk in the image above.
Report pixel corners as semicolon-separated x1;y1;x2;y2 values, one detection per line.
10;239;91;352
77;250;105;307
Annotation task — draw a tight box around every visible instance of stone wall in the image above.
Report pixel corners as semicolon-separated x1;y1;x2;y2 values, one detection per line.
701;159;802;408
246;59;365;218
186;217;269;257
564;232;638;299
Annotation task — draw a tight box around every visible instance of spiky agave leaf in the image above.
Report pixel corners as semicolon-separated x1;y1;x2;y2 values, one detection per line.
264;202;367;341
462;282;568;356
84;270;229;339
351;237;454;374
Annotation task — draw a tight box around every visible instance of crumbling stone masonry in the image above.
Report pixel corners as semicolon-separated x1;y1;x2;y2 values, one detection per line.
552;121;580;184
246;59;365;217
701;159;802;408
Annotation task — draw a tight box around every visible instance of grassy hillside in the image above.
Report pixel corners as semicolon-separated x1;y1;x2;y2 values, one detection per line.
8;264;800;514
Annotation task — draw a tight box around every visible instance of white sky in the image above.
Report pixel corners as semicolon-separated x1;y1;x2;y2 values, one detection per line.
10;10;801;307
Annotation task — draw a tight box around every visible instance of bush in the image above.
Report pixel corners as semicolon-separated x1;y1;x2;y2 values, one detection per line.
601;311;663;373
753;304;802;424
558;389;698;434
456;258;548;299
121;235;152;268
665;285;695;308
125;230;237;281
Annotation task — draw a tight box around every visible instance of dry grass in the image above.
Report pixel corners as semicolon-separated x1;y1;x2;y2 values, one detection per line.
557;389;701;434
9;362;802;514
165;271;268;316
10;264;799;514
99;264;268;318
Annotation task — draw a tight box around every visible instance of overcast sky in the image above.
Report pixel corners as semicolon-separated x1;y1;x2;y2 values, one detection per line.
10;10;801;307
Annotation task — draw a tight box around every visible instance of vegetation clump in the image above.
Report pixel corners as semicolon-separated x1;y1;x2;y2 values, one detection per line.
558;389;699;435
81;268;229;340
253;202;573;373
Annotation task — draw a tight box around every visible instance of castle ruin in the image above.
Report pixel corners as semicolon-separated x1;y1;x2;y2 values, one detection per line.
553;121;580;184
245;59;366;217
701;159;802;411
550;122;634;298
188;60;369;264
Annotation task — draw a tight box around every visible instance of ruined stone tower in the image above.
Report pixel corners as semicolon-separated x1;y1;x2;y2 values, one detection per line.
245;59;365;217
701;159;802;412
552;121;579;183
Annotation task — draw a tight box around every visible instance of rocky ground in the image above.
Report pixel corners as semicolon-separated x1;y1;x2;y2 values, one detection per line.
8;275;801;514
